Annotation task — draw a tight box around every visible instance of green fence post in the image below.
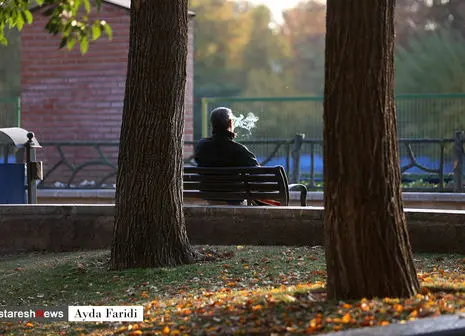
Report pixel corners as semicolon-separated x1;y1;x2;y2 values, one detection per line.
201;97;208;138
310;142;315;189
453;131;464;193
291;133;305;183
16;96;21;127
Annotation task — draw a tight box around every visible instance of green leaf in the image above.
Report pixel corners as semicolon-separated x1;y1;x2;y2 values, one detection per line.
7;15;15;27
80;37;89;54
23;10;33;24
35;0;44;5
8;10;17;24
67;37;77;51
92;24;101;41
16;16;24;31
0;36;8;46
17;14;25;31
64;23;73;35
83;0;91;13
95;0;102;10
103;23;112;40
59;37;67;49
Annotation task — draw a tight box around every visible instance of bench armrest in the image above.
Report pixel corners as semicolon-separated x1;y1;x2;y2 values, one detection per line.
289;184;308;206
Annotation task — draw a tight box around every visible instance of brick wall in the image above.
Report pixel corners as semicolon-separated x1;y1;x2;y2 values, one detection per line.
20;4;195;187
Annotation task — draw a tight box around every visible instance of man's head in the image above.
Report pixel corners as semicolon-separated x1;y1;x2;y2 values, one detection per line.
210;107;234;133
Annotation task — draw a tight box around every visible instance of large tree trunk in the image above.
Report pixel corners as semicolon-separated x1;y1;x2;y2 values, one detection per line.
111;0;195;269
323;0;420;300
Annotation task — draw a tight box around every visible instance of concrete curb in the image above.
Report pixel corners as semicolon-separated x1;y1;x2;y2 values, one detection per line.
324;314;465;336
1;205;465;254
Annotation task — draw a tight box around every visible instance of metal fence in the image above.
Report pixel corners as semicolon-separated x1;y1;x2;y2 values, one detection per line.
0;97;21;127
201;94;465;141
37;133;465;192
5;93;465;191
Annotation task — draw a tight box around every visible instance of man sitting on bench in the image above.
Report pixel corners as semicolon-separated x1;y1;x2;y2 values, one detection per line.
194;107;259;168
194;107;279;206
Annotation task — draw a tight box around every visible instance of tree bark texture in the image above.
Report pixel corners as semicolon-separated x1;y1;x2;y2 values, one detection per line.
323;0;420;299
111;0;195;269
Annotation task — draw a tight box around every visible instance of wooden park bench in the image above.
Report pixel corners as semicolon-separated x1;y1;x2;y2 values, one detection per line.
183;166;307;206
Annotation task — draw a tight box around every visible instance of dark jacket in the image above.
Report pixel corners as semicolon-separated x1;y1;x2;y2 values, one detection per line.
194;130;259;167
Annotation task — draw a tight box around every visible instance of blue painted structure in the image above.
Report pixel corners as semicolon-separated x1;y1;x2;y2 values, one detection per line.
0;163;26;204
259;155;455;175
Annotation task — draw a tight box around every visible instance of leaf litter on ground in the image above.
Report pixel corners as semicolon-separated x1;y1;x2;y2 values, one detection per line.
0;246;464;335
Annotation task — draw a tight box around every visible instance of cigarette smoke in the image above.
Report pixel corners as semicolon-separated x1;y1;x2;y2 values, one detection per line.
232;112;259;136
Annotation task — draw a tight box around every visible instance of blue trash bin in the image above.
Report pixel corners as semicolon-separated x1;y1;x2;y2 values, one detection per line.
0;128;41;204
0;163;26;203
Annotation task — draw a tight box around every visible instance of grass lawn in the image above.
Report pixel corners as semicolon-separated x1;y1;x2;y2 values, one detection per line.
1;246;465;335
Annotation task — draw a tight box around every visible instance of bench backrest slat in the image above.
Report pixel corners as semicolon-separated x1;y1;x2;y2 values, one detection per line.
184;166;283;174
184;191;285;201
184;174;281;183
184;182;281;192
